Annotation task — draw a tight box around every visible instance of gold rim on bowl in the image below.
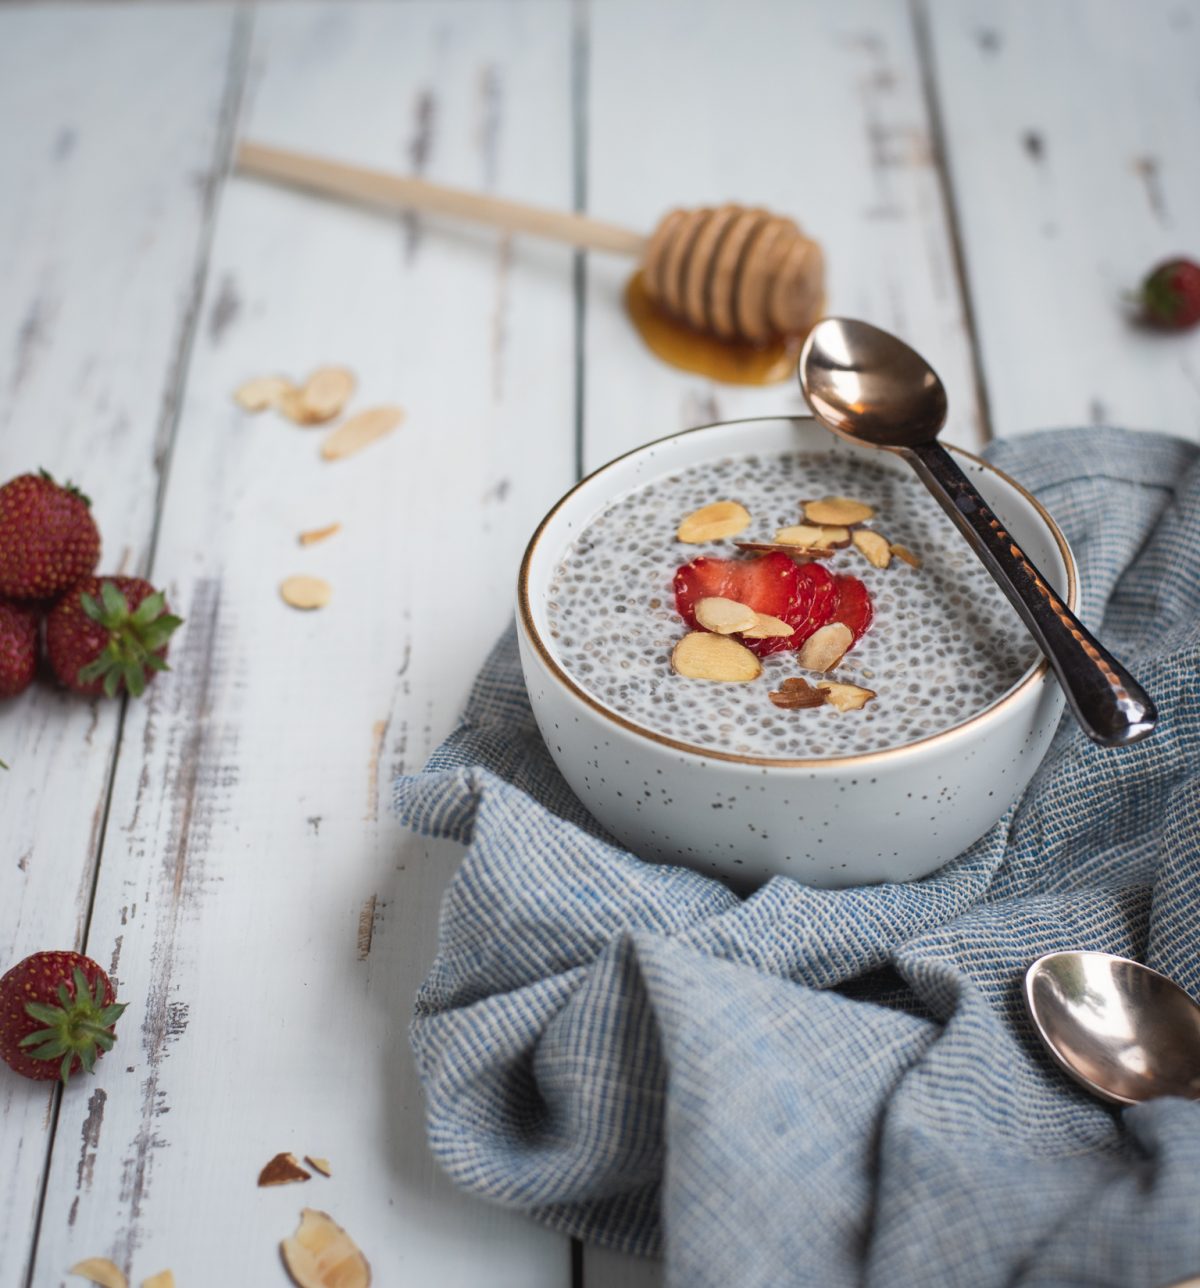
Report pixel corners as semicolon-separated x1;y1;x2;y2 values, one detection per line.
517;416;1078;770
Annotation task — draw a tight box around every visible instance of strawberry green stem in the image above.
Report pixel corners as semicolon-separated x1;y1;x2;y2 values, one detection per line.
17;967;126;1084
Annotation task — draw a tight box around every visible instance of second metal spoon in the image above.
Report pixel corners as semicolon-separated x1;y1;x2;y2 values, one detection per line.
798;317;1156;747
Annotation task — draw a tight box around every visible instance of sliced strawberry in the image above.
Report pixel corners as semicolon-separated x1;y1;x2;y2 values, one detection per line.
790;564;838;646
830;574;873;642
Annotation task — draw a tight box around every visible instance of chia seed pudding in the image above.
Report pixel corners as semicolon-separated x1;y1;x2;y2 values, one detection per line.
544;450;1037;758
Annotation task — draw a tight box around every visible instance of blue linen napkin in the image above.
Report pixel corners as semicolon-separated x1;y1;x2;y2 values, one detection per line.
398;427;1200;1288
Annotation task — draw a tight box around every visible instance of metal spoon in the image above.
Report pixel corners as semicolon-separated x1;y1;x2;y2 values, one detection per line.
798;317;1156;746
1025;951;1200;1105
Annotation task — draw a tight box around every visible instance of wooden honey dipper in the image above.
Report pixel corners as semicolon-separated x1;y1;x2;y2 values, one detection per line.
238;142;825;362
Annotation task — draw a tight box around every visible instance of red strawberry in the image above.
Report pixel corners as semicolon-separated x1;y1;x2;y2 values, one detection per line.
674;553;843;656
0;599;38;698
0;951;126;1083
829;574;874;641
45;576;182;698
0;471;101;601
1136;258;1200;330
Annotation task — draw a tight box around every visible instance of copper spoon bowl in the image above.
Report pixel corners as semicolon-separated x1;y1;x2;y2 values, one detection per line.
1025;951;1200;1105
798;317;1156;747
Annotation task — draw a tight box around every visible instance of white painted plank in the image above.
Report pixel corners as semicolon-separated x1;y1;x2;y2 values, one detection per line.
0;6;240;1284
581;0;984;470
925;0;1200;440
33;3;575;1284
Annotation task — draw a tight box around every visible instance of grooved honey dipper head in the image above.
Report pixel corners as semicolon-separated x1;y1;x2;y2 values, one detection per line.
641;204;825;345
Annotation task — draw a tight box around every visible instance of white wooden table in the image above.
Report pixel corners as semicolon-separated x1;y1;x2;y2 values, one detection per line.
1;2;1197;1284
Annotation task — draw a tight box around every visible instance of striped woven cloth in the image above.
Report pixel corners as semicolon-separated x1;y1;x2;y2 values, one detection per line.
397;428;1200;1288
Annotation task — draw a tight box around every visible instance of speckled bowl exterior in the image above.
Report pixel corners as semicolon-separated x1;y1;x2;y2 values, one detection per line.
517;417;1076;888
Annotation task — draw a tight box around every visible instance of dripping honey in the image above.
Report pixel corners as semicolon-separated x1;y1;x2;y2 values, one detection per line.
624;270;803;386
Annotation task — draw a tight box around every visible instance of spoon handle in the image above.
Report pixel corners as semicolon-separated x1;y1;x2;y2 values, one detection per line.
906;440;1156;746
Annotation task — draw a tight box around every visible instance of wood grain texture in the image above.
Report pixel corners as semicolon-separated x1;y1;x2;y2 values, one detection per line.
580;0;986;470
28;3;576;1284
0;6;242;1284
924;0;1200;439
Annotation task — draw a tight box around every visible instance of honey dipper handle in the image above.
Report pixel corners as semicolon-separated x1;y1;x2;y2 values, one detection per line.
237;141;648;256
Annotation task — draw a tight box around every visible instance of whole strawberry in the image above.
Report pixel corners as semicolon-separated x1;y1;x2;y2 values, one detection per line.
0;470;101;600
0;599;38;698
1136;257;1200;330
0;952;126;1083
46;576;182;698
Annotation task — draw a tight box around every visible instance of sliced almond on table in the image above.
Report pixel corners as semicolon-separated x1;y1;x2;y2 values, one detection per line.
890;543;922;568
234;375;294;413
818;681;878;712
852;529;892;569
321;406;405;461
803;496;875;525
798;622;854;673
298;522;342;547
694;596;759;634
676;500;751;544
734;541;835;562
141;1273;175;1288
259;1152;313;1186
768;676;826;709
741;613;794;639
280;576;332;611
278;386;327;426
671;632;761;682
773;523;851;549
281;1209;371;1288
68;1260;127;1288
305;1156;333;1178
300;366;356;422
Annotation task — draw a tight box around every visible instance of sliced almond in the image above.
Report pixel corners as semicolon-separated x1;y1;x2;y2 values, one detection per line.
300;367;356;422
281;1209;371;1288
321;406;404;461
773;523;850;549
768;676;826;709
234;376;294;413
260;1152;313;1186
277;386;327;425
741;613;794;639
803;496;875;525
305;1156;333;1178
818;681;877;712
852;529;892;569
298;522;342;547
141;1273;175;1288
671;632;761;682
676;500;751;544
890;543;922;568
68;1260;127;1288
694;596;759;634
734;541;835;562
280;576;332;611
798;622;854;673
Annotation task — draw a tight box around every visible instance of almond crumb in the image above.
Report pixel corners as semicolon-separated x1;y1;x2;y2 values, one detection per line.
768;677;826;709
671;632;761;682
298;523;342;547
803;496;875;525
259;1152;312;1187
798;622;854;673
305;1156;333;1178
68;1260;127;1288
695;596;759;634
852;530;892;569
890;543;922;568
141;1273;175;1288
817;681;877;712
676;500;751;544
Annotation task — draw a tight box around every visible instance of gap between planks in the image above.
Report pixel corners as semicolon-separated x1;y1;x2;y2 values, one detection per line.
20;10;256;1288
909;0;994;443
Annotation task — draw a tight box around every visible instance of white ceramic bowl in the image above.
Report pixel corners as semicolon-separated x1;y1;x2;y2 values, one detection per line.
517;417;1076;888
